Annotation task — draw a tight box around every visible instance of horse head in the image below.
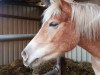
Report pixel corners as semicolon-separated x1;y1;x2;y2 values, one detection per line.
21;0;79;67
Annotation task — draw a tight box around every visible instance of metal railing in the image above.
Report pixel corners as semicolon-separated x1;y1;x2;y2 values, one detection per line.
44;55;66;75
0;34;35;41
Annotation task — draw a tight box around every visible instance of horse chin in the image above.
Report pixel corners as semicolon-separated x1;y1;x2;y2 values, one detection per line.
30;57;56;69
28;58;43;68
29;52;61;69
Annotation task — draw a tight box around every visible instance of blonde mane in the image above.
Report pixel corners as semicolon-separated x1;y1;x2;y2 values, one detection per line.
43;0;100;39
42;0;61;23
42;0;73;23
71;2;100;39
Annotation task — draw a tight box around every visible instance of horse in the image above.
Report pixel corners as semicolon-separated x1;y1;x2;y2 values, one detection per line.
21;0;100;75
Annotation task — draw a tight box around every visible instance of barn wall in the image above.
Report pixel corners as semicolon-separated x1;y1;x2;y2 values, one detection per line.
66;46;91;62
0;4;41;65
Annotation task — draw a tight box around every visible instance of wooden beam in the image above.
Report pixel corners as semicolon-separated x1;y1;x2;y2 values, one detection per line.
0;14;41;21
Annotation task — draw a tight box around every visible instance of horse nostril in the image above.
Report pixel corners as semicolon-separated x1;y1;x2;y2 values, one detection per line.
21;51;28;61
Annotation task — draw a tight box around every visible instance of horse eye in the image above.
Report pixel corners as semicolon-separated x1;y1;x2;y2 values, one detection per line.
49;22;59;27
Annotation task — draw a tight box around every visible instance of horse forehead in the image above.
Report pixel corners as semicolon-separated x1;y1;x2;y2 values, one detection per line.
48;18;60;23
48;14;69;23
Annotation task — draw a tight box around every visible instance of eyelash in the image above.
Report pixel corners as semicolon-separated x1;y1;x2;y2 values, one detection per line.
49;22;58;27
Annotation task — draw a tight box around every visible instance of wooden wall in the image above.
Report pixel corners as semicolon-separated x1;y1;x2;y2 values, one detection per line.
0;4;41;65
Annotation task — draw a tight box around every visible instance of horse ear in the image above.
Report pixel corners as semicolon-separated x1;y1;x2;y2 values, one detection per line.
60;0;71;15
41;0;51;7
60;0;67;6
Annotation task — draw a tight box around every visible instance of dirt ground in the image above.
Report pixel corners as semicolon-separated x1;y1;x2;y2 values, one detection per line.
0;58;95;75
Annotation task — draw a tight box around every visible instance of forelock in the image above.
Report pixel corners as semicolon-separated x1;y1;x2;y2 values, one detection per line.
42;0;61;23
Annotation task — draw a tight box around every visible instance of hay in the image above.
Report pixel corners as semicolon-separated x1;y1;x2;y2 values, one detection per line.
32;58;95;75
0;58;95;75
0;59;32;75
32;59;56;74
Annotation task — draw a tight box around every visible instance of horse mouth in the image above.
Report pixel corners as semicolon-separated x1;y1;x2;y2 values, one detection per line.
23;51;59;68
23;59;39;68
29;58;45;68
32;58;40;63
28;56;50;68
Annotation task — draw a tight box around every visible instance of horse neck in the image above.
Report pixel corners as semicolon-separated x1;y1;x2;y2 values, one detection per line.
78;34;100;58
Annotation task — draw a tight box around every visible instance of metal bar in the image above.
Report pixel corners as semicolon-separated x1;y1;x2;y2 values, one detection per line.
57;57;61;75
0;34;35;41
44;54;66;75
53;54;66;75
60;54;66;75
44;62;60;75
0;14;41;21
44;69;58;75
